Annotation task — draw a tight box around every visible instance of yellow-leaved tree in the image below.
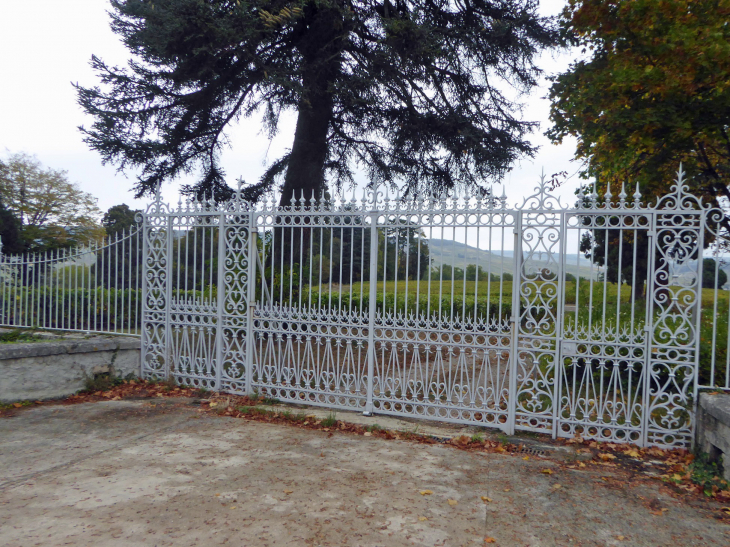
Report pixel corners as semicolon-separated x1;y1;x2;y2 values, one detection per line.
0;153;104;252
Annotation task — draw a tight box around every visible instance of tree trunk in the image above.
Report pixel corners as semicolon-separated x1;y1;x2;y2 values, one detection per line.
279;5;345;207
279;91;333;207
267;5;345;289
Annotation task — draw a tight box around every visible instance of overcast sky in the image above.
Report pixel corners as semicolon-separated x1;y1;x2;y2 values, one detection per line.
0;0;582;213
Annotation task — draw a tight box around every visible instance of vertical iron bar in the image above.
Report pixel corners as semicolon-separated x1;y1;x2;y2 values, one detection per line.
507;213;522;435
215;213;226;390
246;215;257;396
165;214;174;380
365;211;379;415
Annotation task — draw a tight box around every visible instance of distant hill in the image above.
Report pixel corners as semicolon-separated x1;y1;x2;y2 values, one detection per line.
427;238;600;279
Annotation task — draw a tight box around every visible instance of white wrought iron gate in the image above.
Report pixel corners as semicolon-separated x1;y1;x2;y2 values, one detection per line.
139;169;727;448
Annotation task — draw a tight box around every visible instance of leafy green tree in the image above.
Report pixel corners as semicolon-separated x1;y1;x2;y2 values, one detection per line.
431;263;464;281
702;258;728;290
0;153;104;252
0;197;24;255
379;221;430;281
549;1;730;296
95;204;144;289
76;0;558;204
102;204;142;236
548;0;730;218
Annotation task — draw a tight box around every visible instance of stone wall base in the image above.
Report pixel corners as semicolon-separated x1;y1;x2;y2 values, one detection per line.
0;336;140;402
697;392;730;481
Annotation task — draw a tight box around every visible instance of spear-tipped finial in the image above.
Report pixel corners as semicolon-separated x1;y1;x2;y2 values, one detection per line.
604;180;612;207
633;181;641;208
619;181;627;208
590;180;598;208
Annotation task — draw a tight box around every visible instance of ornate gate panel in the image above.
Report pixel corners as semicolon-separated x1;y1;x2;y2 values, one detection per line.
141;192;252;391
370;192;516;429
511;181;564;434
645;175;704;448
248;198;369;410
556;203;652;444
141;195;172;379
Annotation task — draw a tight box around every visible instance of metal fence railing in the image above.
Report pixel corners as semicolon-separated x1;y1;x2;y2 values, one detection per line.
138;169;730;448
2;167;730;448
0;227;142;335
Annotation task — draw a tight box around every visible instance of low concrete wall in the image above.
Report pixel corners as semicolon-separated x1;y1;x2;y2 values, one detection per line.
0;336;140;403
696;392;730;481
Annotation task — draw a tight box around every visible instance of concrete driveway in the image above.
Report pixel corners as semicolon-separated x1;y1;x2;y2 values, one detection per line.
1;399;728;547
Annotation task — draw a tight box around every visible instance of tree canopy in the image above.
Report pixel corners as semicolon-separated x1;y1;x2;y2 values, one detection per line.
547;0;730;214
76;0;558;205
102;204;142;236
0;197;23;254
0;154;104;252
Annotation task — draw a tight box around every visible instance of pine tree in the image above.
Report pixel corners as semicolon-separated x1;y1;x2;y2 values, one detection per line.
76;0;558;204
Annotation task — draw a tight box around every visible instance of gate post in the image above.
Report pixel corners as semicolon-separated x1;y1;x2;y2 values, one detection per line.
245;212;257;396
164;214;173;381
364;211;379;416
214;212;226;390
139;214;148;379
507;213;522;435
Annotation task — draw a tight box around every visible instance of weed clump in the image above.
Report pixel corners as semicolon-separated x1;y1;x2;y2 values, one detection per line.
689;453;729;497
0;329;41;344
321;412;337;428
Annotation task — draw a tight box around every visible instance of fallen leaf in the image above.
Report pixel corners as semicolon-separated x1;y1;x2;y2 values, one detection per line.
447;499;458;506
541;469;553;475
418;516;428;522
364;432;372;437
599;453;616;462
284;489;293;494
485;537;496;543
578;462;586;468
617;535;625;541
419;490;433;495
522;455;530;461
626;450;640;458
481;496;492;502
230;506;236;509
215;493;220;497
552;484;562;489
503;488;510;492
